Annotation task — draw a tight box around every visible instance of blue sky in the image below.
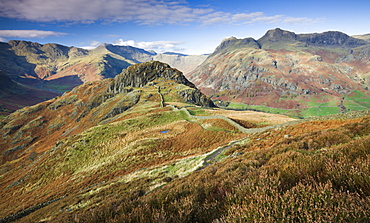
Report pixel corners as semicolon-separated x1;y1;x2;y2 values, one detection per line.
0;0;369;54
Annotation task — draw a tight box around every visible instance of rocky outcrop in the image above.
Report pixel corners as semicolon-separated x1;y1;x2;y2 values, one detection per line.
107;61;196;93
107;61;215;107
177;88;215;107
258;28;297;45
299;31;368;48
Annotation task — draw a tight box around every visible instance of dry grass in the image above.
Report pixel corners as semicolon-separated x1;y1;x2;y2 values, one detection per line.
49;114;370;223
205;109;296;125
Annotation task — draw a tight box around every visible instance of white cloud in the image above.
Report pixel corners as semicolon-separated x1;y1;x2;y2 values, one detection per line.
231;12;264;22
0;0;322;26
0;0;212;25
282;17;324;24
0;37;6;42
200;11;322;26
113;39;185;53
0;30;66;38
81;40;101;50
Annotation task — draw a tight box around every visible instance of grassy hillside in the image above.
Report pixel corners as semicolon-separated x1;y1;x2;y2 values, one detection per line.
3;109;368;223
53;111;370;222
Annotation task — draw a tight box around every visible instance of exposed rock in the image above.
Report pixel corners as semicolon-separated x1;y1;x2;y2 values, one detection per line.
299;31;367;48
177;88;215;107
101;90;141;120
107;61;196;94
258;28;298;45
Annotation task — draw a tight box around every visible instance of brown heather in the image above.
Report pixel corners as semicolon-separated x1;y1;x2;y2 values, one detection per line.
45;114;370;223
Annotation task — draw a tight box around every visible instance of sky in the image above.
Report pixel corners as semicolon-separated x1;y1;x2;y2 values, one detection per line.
0;0;369;55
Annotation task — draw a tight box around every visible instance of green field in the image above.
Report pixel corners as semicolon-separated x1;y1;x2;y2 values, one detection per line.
226;102;300;118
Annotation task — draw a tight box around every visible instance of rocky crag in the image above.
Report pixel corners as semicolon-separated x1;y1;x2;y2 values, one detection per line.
187;28;370;117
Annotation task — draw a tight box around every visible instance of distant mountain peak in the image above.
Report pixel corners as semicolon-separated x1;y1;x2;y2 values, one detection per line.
258;28;368;49
162;52;188;56
212;36;260;55
259;28;297;41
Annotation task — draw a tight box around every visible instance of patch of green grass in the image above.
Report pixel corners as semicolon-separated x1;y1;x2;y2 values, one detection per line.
43;82;74;93
300;106;341;117
345;90;370;107
343;100;368;111
188;109;207;116
180;110;190;121
227;103;299;117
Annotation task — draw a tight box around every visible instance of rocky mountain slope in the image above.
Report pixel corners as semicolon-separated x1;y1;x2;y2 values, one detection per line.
0;61;369;222
187;28;370;117
0;41;206;114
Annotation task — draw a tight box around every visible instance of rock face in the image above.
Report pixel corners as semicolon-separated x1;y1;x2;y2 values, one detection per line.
258;28;297;44
187;28;370;116
108;61;196;92
177;88;215;107
298;31;367;48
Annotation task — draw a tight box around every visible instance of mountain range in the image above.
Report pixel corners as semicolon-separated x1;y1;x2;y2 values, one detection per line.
2;28;370;118
187;28;370;117
0;40;206;115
